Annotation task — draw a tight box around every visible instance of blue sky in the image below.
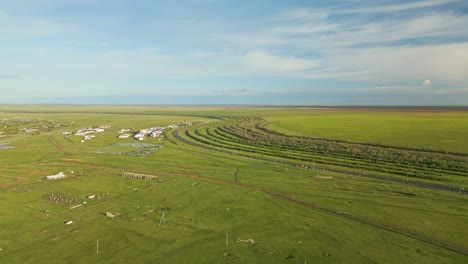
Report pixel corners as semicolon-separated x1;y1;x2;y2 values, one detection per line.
1;0;467;105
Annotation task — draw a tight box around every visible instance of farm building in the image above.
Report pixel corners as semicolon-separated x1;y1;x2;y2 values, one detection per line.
118;134;130;139
150;130;163;137
23;128;39;133
134;130;147;140
118;129;130;133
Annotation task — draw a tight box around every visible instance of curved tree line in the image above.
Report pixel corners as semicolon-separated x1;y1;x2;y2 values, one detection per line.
174;117;467;194
211;119;468;181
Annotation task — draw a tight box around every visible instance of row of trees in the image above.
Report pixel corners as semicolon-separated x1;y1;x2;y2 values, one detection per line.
181;119;468;182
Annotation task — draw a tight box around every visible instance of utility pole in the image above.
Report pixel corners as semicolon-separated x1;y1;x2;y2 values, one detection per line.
226;231;229;247
159;213;166;226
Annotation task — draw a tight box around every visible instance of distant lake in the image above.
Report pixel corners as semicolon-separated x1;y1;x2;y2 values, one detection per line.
0;145;13;150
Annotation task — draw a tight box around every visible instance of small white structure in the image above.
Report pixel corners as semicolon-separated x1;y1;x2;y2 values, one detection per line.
65;220;73;225
118;134;130;139
45;171;67;180
106;212;116;218
87;194;96;199
118;129;130;133
23;128;39;133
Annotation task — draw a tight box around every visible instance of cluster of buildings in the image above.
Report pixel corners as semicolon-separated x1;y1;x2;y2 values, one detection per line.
74;125;111;136
63;125;111;142
117;125;178;141
22;128;40;134
133;126;166;141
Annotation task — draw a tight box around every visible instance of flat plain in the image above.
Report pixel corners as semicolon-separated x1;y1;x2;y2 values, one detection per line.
0;105;467;263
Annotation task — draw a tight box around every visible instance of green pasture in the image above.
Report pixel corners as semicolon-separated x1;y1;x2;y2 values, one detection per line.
264;110;468;153
0;106;467;263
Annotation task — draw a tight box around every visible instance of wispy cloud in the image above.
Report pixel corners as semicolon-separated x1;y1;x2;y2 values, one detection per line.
212;88;252;95
363;85;468;95
435;87;468;94
363;86;426;93
0;10;76;40
334;0;457;14
0;75;20;79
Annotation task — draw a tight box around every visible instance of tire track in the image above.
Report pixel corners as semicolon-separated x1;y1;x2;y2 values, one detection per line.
47;135;64;152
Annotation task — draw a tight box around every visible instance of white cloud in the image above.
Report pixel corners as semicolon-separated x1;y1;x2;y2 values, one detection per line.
243;50;319;73
363;86;426;93
362;85;468;95
212;3;468;86
326;43;468;84
1;0;467;100
335;0;458;14
435;87;468;94
423;80;432;86
0;10;77;40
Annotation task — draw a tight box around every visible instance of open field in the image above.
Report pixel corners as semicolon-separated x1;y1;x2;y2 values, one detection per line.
264;109;468;153
0;105;467;263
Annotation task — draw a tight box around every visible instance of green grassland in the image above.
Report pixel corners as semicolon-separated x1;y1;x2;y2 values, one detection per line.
0;106;467;263
264;109;468;153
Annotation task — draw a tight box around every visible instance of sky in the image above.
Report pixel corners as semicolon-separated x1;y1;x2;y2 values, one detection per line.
1;0;467;105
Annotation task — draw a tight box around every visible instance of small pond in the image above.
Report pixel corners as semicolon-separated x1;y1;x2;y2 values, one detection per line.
0;145;13;150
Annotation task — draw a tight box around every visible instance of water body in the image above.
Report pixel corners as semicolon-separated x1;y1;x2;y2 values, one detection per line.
0;145;13;150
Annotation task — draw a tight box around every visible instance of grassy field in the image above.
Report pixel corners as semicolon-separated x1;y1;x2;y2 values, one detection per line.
265;109;468;153
0;106;467;263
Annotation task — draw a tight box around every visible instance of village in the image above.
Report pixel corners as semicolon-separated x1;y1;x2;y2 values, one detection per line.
42;122;194;181
61;122;191;142
38;121;195;227
0;118;69;137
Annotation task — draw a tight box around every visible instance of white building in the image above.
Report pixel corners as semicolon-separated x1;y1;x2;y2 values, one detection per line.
118;134;130;139
150;130;163;137
134;130;147;140
45;171;67;180
118;129;130;133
